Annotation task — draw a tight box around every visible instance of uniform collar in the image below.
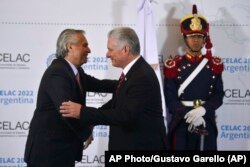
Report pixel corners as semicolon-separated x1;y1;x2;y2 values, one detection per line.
185;52;203;62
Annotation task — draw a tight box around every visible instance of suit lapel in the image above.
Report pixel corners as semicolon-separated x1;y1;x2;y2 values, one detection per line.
114;57;144;97
125;56;144;81
53;58;76;81
112;57;145;107
52;58;85;103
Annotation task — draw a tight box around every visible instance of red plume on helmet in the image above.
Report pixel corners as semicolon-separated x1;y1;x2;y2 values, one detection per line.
205;24;213;59
192;4;197;14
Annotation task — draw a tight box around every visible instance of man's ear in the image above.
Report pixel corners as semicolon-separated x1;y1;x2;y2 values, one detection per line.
66;43;72;52
123;45;130;54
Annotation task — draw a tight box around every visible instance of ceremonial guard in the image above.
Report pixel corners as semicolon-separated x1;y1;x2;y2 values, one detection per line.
164;5;224;150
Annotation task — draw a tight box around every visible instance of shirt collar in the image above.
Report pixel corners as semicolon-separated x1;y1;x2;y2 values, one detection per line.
65;59;78;75
123;56;140;75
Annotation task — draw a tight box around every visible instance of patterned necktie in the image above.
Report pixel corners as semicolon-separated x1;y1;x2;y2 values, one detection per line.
116;72;125;93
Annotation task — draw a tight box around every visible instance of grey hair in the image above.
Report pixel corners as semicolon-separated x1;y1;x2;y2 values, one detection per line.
56;29;85;58
108;27;140;56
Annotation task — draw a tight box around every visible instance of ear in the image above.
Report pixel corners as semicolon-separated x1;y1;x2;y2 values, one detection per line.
123;45;130;54
66;42;73;52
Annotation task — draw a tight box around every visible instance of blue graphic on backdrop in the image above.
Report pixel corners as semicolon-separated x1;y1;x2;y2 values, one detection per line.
220;124;250;141
0;157;26;167
93;125;108;138
83;56;108;71
0;90;34;105
223;57;250;73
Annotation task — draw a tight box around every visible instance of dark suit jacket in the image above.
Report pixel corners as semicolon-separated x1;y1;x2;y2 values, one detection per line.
24;58;116;167
80;57;168;150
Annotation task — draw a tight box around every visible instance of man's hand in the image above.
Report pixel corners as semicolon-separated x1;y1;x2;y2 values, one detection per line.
83;135;94;150
60;100;82;119
184;106;206;123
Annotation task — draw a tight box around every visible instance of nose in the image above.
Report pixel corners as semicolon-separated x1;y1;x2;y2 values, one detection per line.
106;52;110;58
87;47;91;53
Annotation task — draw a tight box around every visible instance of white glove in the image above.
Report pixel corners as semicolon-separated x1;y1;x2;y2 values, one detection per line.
192;116;206;127
184;106;206;123
188;116;206;132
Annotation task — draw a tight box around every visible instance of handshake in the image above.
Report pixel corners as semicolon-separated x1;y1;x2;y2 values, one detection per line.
184;106;206;129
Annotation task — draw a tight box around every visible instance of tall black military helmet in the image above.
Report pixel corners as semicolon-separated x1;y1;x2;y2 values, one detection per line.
180;4;209;36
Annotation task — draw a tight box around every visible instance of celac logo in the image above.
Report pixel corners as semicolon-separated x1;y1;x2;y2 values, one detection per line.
46;54;56;67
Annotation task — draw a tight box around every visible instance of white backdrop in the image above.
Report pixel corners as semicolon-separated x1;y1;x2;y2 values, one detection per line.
0;0;250;166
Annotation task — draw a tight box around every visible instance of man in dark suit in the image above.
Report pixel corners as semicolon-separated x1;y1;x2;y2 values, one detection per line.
60;27;168;150
24;29;116;167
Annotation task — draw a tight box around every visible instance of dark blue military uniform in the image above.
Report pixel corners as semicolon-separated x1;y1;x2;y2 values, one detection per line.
164;53;224;150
